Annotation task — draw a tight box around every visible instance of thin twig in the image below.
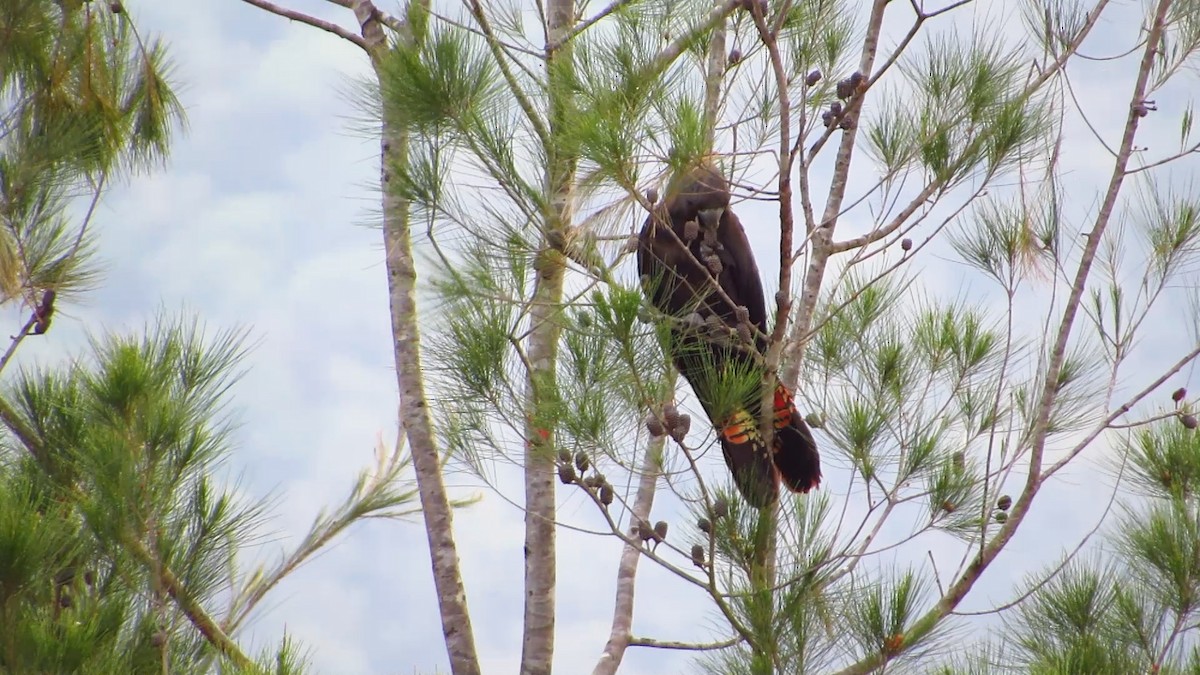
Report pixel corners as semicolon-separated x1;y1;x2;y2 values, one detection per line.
781;0;891;389
1124;141;1200;175
637;1;742;84
428;8;542;57
68;173;106;260
953;445;1130;617
1045;342;1200;480
465;0;551;147
1025;0;1166;486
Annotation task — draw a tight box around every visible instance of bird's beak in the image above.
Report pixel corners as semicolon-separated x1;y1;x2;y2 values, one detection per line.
698;208;724;229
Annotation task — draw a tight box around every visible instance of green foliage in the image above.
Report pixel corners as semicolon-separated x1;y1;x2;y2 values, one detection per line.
1008;559;1150;674
1;0;183;311
1118;497;1200;616
808;273;1009;524
1014;342;1106;437
0;475;81;608
1127;423;1200;499
701;491;841;674
831;397;889;480
0;12;203;665
846;568;932;663
664;96;710;174
779;0;856;77
1152;0;1200;86
428;237;675;470
926;420;1200;673
0;319;241;672
380;25;501;135
0;158;102;302
949;194;1060;289
567;14;670;189
0;312;421;673
1137;185;1200;283
432;253;519;404
1;1;183;174
868;31;1051;186
924;451;985;537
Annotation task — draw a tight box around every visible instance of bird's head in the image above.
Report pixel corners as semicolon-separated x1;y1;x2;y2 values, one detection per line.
665;161;730;218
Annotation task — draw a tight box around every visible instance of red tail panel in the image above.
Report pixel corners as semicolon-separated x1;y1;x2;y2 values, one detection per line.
771;383;822;493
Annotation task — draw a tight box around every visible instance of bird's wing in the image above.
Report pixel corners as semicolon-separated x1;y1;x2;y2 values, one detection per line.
716;209;769;334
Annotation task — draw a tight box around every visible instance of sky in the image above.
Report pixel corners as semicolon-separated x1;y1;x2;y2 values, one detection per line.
10;1;1200;674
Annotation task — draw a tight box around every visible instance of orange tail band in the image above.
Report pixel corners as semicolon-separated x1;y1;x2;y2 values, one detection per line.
721;408;761;446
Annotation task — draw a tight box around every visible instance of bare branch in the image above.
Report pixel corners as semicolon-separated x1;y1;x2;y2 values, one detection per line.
952;450;1127;617
781;0;892;389
628;635;743;651
1045;342;1200;480
1124;141;1200;175
549;0;635;52
591;435;665;675
1025;0;1168;486
748;0;798;378
0;307;42;377
465;0;551;147
322;0;404;32
348;0;483;671
238;0;367;50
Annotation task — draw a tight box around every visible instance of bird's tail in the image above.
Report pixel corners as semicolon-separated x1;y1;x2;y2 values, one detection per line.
770;383;822;493
717;384;821;507
718;409;778;508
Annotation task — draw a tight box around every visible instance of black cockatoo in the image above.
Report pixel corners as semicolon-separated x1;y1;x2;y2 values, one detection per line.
637;162;821;508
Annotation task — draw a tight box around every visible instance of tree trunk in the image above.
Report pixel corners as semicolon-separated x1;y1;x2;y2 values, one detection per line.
520;1;576;673
380;121;481;675
356;2;482;673
520;258;563;675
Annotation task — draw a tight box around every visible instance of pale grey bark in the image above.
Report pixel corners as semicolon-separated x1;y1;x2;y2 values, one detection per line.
354;2;482;674
228;2;482;672
520;0;576;672
702;22;726;152
520;260;564;675
380;124;481;675
591;437;664;675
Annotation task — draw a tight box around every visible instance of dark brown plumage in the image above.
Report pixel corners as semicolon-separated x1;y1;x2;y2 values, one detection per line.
637;163;821;508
